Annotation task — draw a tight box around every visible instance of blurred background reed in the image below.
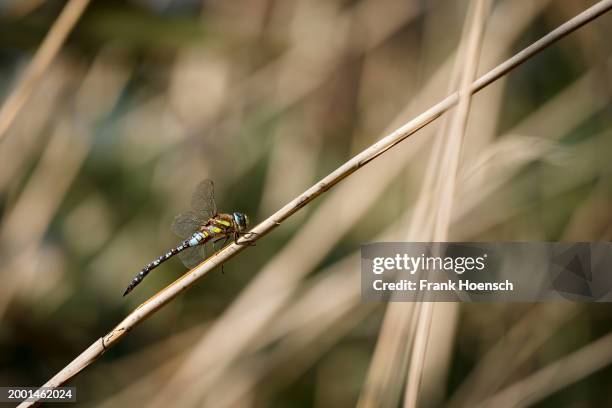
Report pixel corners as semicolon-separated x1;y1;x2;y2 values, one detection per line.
0;0;611;406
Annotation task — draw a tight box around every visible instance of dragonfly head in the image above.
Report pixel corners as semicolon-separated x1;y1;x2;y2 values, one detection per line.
233;212;249;232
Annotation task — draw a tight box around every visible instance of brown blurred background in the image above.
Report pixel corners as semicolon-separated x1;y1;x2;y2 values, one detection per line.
0;0;611;406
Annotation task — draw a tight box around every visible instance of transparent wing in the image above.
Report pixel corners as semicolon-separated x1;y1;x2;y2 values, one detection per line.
191;179;217;219
171;210;204;238
179;245;207;269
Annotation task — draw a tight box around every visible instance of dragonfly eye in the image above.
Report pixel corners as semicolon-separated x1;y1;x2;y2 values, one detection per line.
233;212;248;231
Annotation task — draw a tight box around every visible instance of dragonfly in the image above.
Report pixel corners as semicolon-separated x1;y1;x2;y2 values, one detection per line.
123;179;250;296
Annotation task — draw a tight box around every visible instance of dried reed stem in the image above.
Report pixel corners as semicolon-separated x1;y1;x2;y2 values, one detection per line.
0;0;90;142
477;331;612;407
448;304;580;406
19;1;612;406
405;2;489;407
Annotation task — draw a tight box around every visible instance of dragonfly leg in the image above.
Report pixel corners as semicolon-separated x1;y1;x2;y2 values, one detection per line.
212;236;229;249
210;239;221;273
213;236;231;274
211;238;219;273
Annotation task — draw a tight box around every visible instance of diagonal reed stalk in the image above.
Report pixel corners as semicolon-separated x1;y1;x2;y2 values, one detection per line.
19;1;612;406
0;0;90;142
476;331;612;407
149;1;556;400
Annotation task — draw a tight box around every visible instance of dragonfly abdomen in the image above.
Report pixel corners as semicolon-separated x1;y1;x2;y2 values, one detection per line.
123;231;210;296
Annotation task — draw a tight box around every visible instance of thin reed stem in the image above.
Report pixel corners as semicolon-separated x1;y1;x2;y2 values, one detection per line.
405;2;489;407
477;331;612;407
0;0;90;142
18;1;612;406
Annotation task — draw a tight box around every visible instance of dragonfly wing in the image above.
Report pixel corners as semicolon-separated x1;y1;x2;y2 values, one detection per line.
179;245;207;269
171;210;204;238
191;179;217;219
